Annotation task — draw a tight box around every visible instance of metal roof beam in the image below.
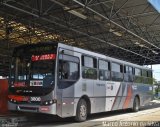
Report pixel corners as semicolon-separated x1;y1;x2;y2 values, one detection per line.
1;1;158;63
112;11;157;20
73;0;160;50
111;0;129;18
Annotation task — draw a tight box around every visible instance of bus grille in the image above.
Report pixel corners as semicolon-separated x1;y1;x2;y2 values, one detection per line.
18;106;38;111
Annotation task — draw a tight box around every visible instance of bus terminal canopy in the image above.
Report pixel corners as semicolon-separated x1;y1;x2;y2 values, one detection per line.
0;0;160;76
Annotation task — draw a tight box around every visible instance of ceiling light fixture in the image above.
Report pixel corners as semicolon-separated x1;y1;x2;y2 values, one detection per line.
63;7;87;19
152;50;159;54
139;44;144;47
109;28;122;37
135;42;140;45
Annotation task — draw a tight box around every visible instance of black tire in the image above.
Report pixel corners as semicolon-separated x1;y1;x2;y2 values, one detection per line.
132;97;140;112
75;99;87;122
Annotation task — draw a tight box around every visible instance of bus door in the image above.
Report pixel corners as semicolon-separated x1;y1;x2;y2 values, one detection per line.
56;49;80;117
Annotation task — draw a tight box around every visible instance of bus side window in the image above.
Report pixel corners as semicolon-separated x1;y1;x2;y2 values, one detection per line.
59;61;68;79
111;62;123;81
98;60;110;80
59;54;79;80
82;55;97;79
142;69;148;84
124;66;133;82
134;68;142;83
147;70;153;85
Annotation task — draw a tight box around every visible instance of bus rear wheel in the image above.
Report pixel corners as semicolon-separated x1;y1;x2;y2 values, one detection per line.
132;97;140;112
75;99;87;122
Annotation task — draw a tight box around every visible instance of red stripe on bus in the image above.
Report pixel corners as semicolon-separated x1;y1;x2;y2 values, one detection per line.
123;85;132;109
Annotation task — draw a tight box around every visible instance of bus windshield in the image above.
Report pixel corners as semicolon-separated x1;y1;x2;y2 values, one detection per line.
9;44;57;95
13;54;56;81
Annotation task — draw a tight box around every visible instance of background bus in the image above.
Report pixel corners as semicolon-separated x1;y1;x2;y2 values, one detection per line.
8;42;153;121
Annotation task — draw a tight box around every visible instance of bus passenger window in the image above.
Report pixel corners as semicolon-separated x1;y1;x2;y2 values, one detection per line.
59;61;79;80
142;70;148;84
98;60;110;80
135;68;141;76
124;66;133;82
59;61;68;79
111;62;123;81
58;54;79;81
82;55;97;79
147;70;153;85
134;68;142;83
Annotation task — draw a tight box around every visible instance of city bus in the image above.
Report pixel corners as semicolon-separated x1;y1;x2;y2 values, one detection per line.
8;42;153;122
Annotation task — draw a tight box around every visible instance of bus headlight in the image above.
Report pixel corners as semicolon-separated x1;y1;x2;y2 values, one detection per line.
9;99;17;103
49;100;53;104
42;99;56;106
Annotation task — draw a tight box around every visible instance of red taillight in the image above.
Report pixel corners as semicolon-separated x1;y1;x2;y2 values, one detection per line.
14;82;26;87
8;95;29;102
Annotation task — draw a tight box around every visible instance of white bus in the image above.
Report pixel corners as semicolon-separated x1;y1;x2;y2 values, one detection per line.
8;42;153;121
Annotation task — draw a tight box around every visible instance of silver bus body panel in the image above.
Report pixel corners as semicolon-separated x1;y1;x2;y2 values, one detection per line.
56;43;153;117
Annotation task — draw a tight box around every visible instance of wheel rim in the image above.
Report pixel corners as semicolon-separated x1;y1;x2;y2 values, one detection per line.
80;104;87;118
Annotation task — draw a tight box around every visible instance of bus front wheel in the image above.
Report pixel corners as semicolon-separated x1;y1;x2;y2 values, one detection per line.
75;99;87;122
132;96;140;112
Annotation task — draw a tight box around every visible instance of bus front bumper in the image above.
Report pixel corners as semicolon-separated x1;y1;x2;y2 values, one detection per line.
8;101;57;115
